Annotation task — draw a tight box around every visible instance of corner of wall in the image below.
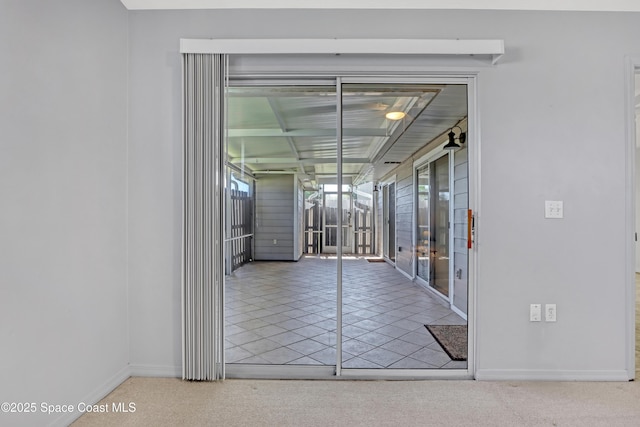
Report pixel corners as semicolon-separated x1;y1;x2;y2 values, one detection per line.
50;366;131;427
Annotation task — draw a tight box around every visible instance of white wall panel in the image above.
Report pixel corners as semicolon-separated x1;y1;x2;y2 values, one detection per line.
395;164;414;276
127;9;640;380
0;1;129;425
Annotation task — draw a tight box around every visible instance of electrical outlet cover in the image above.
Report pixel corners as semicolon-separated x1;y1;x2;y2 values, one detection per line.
545;304;557;322
545;200;563;219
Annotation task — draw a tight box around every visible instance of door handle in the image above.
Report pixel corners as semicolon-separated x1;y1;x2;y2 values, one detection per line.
468;209;474;249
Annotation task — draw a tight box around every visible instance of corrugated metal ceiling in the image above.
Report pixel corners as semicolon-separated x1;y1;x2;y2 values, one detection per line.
227;83;467;186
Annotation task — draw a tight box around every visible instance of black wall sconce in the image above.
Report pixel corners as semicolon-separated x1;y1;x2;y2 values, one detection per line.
443;126;467;150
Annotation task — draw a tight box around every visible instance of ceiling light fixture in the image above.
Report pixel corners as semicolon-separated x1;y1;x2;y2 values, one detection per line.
385;111;406;121
443;126;467;150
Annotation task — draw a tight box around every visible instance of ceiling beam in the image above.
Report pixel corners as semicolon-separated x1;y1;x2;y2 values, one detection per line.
266;97;306;174
225;161;256;180
229;157;370;164
227;128;388;137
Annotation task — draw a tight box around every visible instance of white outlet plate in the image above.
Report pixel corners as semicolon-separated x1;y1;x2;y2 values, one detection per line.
545;200;563;219
545;304;557;322
530;304;541;322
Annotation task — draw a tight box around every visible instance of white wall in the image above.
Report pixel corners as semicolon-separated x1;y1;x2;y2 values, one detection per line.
127;9;640;380
0;1;129;425
635;73;640;273
637;146;640;272
127;10;183;375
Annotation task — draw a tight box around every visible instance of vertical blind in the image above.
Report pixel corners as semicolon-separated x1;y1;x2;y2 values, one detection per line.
182;53;226;381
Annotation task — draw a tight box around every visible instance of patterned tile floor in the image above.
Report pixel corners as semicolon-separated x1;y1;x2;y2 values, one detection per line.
225;256;467;369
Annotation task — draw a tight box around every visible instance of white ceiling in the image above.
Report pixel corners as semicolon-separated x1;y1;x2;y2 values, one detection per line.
120;0;640;11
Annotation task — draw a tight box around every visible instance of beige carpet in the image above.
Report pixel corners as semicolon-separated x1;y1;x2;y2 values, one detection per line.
72;377;640;427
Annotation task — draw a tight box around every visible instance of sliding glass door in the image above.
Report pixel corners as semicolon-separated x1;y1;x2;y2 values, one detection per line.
416;154;451;297
339;81;467;371
416;164;431;282
224;82;339;373
223;77;470;376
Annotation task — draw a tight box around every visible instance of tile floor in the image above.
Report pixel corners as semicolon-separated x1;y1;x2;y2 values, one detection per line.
225;256;467;369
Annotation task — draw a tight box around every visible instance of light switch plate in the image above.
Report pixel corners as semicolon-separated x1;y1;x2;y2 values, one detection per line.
530;304;542;322
545;200;563;219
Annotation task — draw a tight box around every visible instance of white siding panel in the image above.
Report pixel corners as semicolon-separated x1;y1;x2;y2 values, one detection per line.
453;147;468;316
395;164;414;276
296;180;304;260
255;175;295;260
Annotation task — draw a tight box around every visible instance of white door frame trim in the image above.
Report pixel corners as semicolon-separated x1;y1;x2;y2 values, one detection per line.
380;176;397;265
188;39;483;379
624;55;639;380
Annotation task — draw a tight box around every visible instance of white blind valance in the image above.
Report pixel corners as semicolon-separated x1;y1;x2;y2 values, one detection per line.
179;38;504;65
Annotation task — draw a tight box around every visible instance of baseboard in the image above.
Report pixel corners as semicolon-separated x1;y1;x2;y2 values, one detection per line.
129;363;182;378
226;364;334;379
341;368;473;380
475;369;631;381
396;266;414;281
50;365;131;427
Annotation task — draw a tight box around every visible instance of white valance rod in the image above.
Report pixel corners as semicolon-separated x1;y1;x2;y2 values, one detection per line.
179;38;505;64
